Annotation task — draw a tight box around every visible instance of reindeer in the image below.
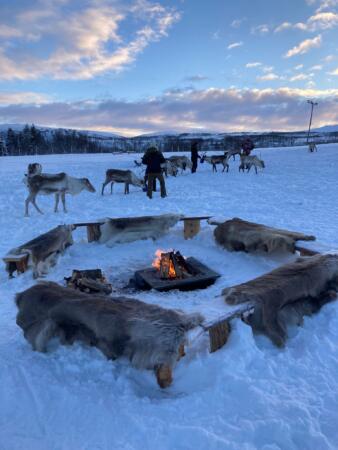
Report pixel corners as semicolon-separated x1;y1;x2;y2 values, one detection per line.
167;155;192;173
25;171;96;216
224;148;242;161
308;143;318;153
101;169;144;195
162;160;178;177
239;154;265;174
200;153;230;172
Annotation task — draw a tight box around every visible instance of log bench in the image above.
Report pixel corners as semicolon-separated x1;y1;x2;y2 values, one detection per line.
74;216;213;242
3;253;29;277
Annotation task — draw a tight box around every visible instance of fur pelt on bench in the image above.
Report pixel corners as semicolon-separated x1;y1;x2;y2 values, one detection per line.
15;282;203;388
5;225;73;278
214;218;315;253
99;213;183;246
222;254;338;346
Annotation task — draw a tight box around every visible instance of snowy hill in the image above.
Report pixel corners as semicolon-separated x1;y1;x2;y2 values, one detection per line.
0;144;338;449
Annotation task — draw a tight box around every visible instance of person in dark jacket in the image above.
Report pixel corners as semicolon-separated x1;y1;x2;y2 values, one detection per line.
141;146;167;199
190;141;200;173
241;138;254;156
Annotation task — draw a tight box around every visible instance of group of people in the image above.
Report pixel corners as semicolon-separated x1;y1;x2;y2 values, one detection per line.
141;138;255;199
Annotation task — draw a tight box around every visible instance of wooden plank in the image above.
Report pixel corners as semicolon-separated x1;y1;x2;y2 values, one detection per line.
73;221;105;228
180;216;212;221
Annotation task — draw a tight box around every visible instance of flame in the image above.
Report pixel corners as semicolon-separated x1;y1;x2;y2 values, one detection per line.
152;249;177;278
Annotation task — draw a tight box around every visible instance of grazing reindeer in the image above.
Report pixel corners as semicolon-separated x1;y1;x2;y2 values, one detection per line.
101;169;144;195
308;143;318;153
200;153;230;172
167;156;192;173
25;172;96;216
239;154;265;174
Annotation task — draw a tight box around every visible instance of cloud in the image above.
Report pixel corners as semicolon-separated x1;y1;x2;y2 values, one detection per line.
246;62;262;68
0;92;50;105
3;87;336;135
274;22;293;32
311;64;323;70
231;18;246;28
294;64;304;70
0;0;181;80
284;35;322;58
289;73;314;81
257;73;280;81
316;0;338;13
227;41;243;50
275;10;338;32
328;67;338;75
251;24;270;35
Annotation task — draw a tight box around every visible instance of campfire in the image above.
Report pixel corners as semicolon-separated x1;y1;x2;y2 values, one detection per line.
152;249;195;280
134;249;220;291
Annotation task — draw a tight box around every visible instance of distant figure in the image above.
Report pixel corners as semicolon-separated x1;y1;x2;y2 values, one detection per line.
142;146;167;199
241;138;255;156
190;141;201;173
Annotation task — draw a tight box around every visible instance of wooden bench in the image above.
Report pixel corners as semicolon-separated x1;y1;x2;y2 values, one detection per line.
3;253;29;277
73;222;105;243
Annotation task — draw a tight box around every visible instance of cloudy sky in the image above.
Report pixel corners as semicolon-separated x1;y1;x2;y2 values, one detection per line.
0;0;338;136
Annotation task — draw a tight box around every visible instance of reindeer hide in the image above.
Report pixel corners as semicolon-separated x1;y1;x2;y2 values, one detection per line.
222;254;338;346
99;213;183;245
16;282;203;373
5;225;73;278
214;218;315;253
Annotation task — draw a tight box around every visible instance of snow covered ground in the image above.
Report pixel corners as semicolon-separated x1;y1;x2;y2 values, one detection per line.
0;144;337;450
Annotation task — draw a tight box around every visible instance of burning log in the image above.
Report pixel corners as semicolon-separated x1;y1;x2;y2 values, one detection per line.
65;269;113;295
153;250;194;280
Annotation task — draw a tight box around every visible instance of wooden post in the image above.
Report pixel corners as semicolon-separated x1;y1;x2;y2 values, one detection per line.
184;219;201;239
87;224;101;242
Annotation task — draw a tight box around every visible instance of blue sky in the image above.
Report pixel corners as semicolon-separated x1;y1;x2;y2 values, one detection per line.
0;0;338;135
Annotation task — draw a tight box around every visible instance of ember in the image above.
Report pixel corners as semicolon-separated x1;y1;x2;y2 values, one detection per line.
152;250;194;279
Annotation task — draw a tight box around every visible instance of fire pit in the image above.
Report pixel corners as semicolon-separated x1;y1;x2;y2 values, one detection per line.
134;250;220;291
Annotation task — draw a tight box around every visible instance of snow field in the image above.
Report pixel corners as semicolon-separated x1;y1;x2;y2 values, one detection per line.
0;144;337;449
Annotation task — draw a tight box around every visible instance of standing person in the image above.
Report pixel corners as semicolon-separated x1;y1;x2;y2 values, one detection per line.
190;141;200;173
141;146;167;199
142;147;157;192
241;138;254;156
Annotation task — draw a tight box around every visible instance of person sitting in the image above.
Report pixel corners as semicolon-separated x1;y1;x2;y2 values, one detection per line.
141;146;167;199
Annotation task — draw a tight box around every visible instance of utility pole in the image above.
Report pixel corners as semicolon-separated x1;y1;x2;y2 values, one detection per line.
307;100;318;143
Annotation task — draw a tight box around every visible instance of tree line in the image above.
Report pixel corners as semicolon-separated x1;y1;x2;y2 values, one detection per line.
0;125;106;156
1;124;337;157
